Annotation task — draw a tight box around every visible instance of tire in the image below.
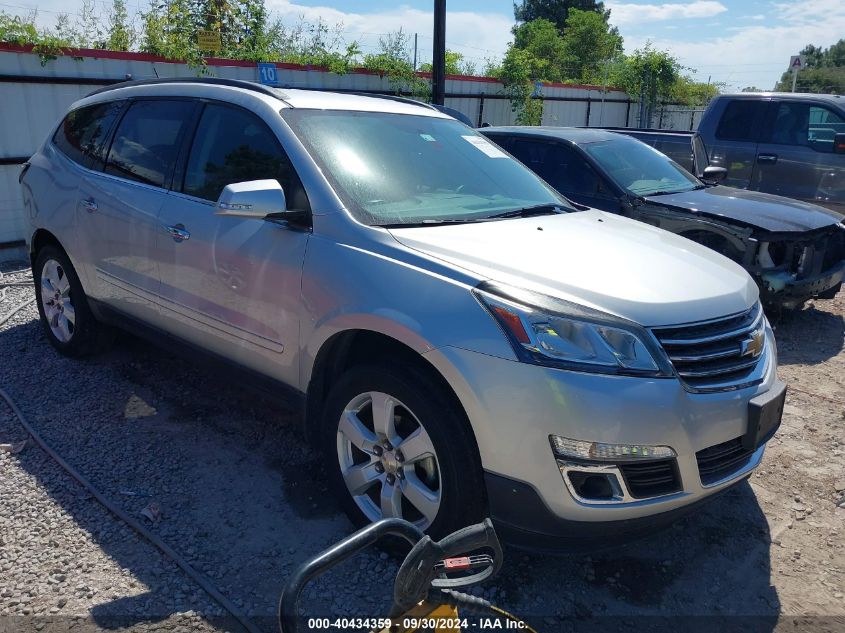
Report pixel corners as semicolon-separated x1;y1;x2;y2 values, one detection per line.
322;363;486;539
33;245;112;357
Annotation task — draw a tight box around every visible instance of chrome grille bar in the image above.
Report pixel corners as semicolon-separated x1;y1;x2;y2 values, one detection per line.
651;303;766;391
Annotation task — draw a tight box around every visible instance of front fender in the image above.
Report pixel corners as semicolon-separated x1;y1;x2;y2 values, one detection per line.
298;234;516;389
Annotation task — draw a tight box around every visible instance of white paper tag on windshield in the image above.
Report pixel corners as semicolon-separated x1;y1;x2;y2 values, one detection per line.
462;135;508;158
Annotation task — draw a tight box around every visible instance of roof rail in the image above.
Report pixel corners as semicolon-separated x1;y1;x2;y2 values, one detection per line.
86;77;289;101
340;90;438;111
277;84;437;111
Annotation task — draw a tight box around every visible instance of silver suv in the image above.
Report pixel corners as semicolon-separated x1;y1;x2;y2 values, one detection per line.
21;78;786;548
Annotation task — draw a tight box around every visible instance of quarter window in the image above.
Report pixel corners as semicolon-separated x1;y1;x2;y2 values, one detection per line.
183;104;308;209
715;100;767;142
53;101;123;168
104;100;195;188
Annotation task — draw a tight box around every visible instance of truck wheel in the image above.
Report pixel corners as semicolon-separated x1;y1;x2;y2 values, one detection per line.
33;245;112;357
322;363;486;538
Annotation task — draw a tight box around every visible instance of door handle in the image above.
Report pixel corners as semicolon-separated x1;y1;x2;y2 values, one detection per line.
80;197;98;213
757;153;778;164
164;223;191;242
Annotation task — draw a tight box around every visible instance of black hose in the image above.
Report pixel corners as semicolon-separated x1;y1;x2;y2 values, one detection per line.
433;588;539;633
0;385;263;633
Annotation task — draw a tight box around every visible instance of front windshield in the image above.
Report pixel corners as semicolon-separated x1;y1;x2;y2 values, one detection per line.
583;137;701;197
282;109;567;225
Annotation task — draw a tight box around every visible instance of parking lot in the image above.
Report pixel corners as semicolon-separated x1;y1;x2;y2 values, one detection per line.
0;259;843;632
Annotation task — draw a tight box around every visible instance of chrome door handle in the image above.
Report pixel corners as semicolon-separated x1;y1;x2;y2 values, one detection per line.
80;197;98;213
164;224;190;242
757;153;778;164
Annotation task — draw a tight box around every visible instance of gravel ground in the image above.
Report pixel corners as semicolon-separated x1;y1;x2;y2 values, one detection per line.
1;258;844;633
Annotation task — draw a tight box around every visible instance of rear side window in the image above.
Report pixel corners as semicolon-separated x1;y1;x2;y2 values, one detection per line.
652;139;694;172
508;139;604;198
716;100;767;142
53;101;123;168
768;102;845;151
104;100;195;188
182;104;308;209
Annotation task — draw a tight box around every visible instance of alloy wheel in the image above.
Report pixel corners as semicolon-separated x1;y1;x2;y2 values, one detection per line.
336;391;442;528
40;259;76;343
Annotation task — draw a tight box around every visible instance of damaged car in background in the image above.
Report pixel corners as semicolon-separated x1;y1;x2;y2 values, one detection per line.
482;127;845;309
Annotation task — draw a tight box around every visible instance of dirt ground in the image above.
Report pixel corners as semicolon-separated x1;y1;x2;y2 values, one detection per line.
0;259;843;633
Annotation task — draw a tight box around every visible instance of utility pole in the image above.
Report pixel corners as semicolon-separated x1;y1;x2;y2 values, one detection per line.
413;33;418;71
432;0;446;105
598;58;610;126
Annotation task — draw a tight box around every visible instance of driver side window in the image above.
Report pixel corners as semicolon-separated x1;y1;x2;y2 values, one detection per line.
182;103;310;211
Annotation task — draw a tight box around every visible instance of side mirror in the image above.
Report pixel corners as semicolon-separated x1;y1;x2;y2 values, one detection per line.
700;165;727;185
216;179;287;218
834;133;845;154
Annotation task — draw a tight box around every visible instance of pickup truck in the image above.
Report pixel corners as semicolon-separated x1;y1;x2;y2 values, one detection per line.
605;94;845;214
699;93;845;213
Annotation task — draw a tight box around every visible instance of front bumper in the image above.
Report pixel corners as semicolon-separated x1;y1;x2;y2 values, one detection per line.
424;324;779;543
762;260;845;305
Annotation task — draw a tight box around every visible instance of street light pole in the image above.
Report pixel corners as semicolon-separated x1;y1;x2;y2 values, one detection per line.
432;0;446;105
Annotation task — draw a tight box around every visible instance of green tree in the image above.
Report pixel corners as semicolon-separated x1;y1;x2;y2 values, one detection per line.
614;42;685;124
670;76;722;105
141;0;202;65
513;0;611;34
106;0;133;51
0;10;71;64
774;39;845;93
363;29;429;98
559;8;622;84
420;50;476;76
510;18;566;82
495;46;543;125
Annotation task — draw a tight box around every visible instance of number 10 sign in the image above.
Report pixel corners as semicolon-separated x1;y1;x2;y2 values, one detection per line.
258;63;279;86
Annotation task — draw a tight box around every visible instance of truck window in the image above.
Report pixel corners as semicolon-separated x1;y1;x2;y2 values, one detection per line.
768;102;845;152
715;100;767;142
808;105;845;152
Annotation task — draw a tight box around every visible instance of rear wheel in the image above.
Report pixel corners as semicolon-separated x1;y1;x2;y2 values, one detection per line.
33;245;111;356
322;363;485;538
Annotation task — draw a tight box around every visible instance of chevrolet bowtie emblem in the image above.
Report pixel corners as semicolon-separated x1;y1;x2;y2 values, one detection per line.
741;329;765;358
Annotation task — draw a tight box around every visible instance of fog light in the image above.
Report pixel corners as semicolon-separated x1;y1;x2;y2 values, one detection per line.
550;435;676;462
567;472;618;500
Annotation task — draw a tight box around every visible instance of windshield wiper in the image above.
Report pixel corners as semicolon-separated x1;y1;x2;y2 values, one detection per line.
645;187;701;196
379;218;495;228
484;204;566;220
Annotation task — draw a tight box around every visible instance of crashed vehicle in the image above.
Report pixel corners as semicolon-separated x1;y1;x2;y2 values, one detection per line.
482;127;845;308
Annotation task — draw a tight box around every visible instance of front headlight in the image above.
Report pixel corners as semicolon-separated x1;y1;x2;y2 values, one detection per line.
474;282;670;377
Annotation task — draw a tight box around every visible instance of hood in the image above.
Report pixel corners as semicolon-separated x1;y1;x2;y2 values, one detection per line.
389;210;758;327
644;186;844;232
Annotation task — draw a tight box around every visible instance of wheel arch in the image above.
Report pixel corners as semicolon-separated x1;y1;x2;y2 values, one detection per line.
304;329;485;497
29;228;66;266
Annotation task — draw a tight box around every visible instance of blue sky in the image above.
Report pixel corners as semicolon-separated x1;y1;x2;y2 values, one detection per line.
11;0;845;90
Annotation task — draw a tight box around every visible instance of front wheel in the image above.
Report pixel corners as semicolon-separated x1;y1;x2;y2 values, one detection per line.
322;364;486;538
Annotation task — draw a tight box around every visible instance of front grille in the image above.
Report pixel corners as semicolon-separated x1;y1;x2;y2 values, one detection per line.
619;459;681;499
696;438;753;486
651;303;765;391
